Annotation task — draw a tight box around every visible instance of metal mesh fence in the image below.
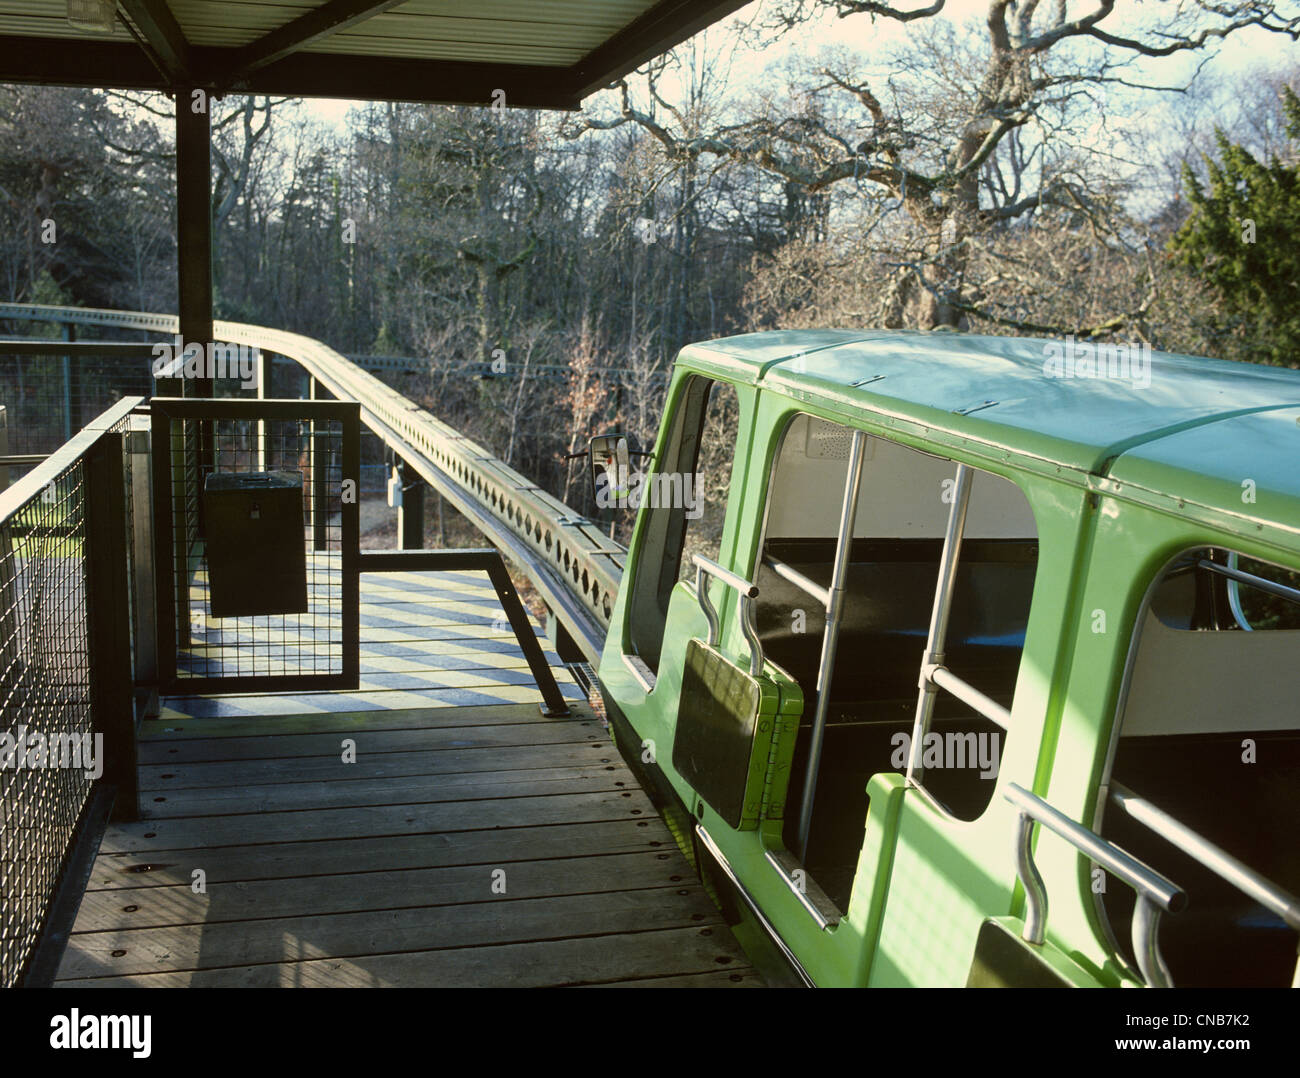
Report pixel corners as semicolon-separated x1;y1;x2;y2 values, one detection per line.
362;430;389;495
0;461;94;987
166;415;346;681
0;352;153;456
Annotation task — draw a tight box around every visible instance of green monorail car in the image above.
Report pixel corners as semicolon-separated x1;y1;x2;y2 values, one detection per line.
592;329;1300;988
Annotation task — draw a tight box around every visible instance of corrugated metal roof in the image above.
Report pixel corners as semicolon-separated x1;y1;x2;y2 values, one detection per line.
0;0;751;106
1;0;136;40
167;0;655;62
0;0;656;58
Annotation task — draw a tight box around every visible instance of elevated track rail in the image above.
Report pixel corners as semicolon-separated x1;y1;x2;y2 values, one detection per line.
0;302;625;664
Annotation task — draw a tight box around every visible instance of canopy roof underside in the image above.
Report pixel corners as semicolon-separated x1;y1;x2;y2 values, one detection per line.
0;0;749;107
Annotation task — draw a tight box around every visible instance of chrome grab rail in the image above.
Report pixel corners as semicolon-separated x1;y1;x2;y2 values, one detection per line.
795;428;868;860
762;553;831;608
1109;781;1300;931
1224;552;1253;631
692;554;763;677
1005;783;1185;989
922;663;1011;730
907;463;973;782
907;463;1016;764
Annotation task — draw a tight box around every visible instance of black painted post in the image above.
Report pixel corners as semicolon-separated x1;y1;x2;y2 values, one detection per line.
398;459;425;550
176;87;214;400
310;376;330;551
85;432;139;821
176;87;215;559
484;557;570;717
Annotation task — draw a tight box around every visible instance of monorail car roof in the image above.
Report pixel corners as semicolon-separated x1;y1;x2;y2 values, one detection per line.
680;329;1300;541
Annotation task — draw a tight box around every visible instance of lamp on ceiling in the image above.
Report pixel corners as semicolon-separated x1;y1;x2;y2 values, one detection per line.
66;0;117;33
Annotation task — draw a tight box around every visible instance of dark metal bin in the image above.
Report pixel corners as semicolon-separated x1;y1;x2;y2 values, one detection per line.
203;470;308;617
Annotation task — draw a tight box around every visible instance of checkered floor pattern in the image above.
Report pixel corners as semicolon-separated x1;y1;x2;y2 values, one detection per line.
160;568;584;719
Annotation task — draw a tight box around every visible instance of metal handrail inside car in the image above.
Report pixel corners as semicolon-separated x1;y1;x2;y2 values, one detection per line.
1224;552;1254;631
1197;556;1300;607
1108;782;1300;932
1004;783;1186;988
794;429;868;861
762;553;831;608
692;553;764;677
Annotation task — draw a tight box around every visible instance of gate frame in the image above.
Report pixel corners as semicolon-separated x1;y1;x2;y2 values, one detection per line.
150;397;360;694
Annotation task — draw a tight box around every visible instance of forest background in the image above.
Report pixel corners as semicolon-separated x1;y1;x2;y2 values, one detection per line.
3;0;1298;538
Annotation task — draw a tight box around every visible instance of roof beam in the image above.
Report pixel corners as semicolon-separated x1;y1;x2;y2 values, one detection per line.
565;0;754;101
222;0;412;84
118;0;194;84
0;36;576;109
0;0;755;109
0;36;168;91
219;49;580;110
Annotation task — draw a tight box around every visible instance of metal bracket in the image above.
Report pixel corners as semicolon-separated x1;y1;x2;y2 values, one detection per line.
359;548;571;717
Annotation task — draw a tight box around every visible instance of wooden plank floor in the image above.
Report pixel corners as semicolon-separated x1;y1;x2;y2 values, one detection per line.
54;700;763;987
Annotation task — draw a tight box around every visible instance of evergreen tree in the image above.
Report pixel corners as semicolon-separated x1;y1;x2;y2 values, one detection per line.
1171;86;1300;367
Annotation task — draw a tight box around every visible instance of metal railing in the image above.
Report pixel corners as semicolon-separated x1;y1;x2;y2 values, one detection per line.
1198;555;1300;608
0;303;627;665
352;353;671;385
1107;781;1300;971
789;428;868;861
692;553;763;677
0;395;141;987
1005;783;1186;988
906;463;1014;794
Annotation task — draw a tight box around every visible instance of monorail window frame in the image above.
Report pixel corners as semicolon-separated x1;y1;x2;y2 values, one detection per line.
749;408;1043;903
1093;542;1300;987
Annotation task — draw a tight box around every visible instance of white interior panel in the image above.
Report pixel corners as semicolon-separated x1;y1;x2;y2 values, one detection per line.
765;414;1037;539
1122;609;1300;736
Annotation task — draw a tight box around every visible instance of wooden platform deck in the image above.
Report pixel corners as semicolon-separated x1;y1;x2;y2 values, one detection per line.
53;701;762;987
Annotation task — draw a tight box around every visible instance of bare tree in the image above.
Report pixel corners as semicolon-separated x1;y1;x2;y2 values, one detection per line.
583;1;1299;331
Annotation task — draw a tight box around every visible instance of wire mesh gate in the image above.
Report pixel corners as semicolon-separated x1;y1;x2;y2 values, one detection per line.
150;398;360;694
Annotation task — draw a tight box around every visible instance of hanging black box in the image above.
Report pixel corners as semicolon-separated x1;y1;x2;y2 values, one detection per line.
203;470;309;617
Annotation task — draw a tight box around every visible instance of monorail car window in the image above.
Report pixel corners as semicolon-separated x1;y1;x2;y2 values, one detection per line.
624;376;740;677
677;383;740;585
754;414;1038;911
1099;548;1300;987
